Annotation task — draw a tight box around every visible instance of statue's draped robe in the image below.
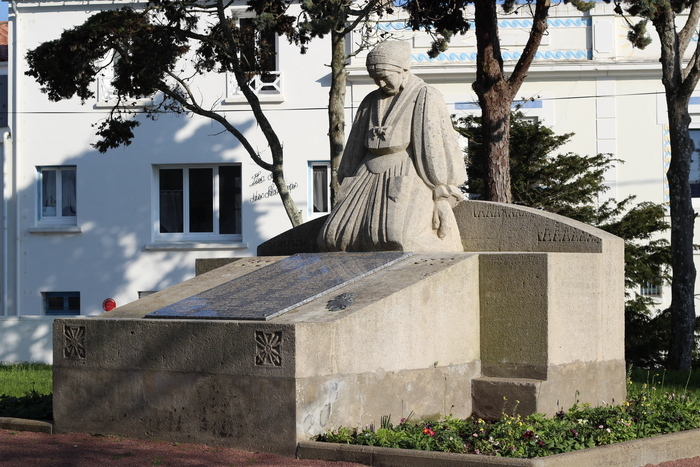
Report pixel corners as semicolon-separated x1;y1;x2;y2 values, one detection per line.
318;74;465;252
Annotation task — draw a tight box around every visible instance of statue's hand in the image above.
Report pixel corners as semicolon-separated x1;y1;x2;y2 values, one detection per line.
432;198;452;239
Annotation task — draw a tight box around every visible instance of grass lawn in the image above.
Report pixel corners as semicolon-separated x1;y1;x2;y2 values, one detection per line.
0;363;53;420
629;368;700;396
0;363;52;397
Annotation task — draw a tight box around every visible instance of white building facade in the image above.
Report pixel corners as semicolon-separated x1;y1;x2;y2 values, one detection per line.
0;0;696;362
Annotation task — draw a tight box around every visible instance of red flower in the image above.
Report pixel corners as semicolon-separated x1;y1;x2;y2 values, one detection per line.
423;428;435;437
523;430;535;439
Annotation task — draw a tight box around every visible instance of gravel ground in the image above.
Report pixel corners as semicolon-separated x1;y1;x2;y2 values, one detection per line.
2;428;700;467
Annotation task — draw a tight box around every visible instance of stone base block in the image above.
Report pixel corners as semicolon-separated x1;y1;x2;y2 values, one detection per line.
472;377;540;419
472;360;627;420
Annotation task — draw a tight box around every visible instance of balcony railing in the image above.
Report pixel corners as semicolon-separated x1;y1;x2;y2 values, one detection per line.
228;71;283;99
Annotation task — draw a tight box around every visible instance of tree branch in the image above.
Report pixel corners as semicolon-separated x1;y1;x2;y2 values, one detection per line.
678;0;700;56
159;71;274;171
344;0;391;33
681;37;700;100
507;0;550;93
214;0;283;164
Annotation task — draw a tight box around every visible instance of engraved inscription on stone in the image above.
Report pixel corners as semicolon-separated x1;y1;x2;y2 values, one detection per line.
537;226;601;244
255;331;282;366
326;293;357;311
147;252;412;321
63;325;86;359
472;208;532;218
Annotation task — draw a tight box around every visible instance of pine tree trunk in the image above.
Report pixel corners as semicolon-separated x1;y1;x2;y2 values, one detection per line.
479;87;513;203
665;95;697;371
328;30;346;207
473;0;513;203
652;8;698;371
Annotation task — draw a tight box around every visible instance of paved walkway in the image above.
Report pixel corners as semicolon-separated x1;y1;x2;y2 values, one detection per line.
2;427;700;467
0;428;363;467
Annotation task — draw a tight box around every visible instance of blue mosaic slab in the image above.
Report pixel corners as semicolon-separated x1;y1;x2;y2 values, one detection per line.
147;252;412;321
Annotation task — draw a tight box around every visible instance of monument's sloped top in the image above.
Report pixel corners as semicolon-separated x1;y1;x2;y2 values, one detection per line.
258;201;621;256
455;200;620;253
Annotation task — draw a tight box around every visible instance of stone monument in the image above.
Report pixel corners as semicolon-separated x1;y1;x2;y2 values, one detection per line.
51;41;626;458
318;41;464;252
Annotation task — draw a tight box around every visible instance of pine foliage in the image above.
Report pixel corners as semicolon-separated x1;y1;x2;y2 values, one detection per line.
455;113;672;366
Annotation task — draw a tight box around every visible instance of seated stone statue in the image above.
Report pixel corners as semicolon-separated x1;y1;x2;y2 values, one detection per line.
318;41;466;252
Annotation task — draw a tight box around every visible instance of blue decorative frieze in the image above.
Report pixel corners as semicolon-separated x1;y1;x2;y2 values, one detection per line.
534;50;591;60
412;50;591;62
547;18;591;28
412;52;478;62
376;17;590;32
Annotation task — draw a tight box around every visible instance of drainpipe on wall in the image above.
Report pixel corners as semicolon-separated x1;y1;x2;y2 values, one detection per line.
2;130;11;317
9;0;19;317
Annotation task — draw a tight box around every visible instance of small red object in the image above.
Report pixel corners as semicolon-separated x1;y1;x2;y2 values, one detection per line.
102;298;116;312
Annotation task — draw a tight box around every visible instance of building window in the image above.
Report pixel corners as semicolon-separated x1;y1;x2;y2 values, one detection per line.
155;165;242;241
239;18;277;74
640;281;662;297
38;166;77;224
44;292;80;315
0;75;8;128
690;129;700;197
226;18;282;101
309;162;330;217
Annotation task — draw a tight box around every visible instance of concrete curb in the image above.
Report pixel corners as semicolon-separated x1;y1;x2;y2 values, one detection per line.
297;428;700;466
0;417;53;434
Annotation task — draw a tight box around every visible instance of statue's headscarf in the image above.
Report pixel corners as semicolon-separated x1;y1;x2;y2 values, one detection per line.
366;41;411;71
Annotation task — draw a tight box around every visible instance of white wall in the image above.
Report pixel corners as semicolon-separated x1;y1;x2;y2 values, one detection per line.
0;316;54;363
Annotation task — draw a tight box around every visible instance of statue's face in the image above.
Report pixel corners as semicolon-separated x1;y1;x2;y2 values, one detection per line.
369;67;405;96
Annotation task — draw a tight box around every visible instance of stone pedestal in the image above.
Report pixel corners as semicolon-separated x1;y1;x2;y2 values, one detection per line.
54;253;481;456
53;201;626;455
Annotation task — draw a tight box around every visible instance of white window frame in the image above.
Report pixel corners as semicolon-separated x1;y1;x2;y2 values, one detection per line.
308;161;331;218
37;166;77;225
153;164;242;243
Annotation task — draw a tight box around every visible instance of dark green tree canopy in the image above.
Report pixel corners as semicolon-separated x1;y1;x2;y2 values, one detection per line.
27;9;188;103
25;0;303;151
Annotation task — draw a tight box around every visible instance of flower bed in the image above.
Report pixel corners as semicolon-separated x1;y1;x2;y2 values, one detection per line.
316;381;700;459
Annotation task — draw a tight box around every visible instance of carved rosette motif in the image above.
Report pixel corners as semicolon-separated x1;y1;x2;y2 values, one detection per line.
255;331;282;367
63;325;86;359
326;293;357;311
